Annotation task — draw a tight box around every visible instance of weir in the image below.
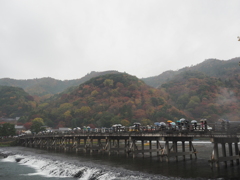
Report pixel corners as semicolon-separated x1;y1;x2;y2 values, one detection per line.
17;131;240;168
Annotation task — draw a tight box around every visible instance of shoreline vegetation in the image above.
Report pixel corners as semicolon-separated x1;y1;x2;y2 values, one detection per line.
0;138;17;147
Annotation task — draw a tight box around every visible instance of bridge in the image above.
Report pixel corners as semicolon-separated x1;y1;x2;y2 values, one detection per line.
17;129;240;168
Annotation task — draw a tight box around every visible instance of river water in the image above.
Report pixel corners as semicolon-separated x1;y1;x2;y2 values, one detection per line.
0;141;240;180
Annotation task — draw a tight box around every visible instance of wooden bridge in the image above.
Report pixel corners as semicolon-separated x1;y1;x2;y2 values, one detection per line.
17;130;240;168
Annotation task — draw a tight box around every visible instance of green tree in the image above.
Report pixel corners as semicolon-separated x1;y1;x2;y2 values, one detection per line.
119;104;133;120
0;123;16;136
79;106;91;117
91;90;99;97
141;118;152;126
96;112;113;127
186;100;198;109
103;79;114;87
121;119;130;126
18;116;29;124
71;118;77;128
31;118;45;134
176;94;189;109
110;116;121;125
128;84;137;91
151;97;164;107
190;96;200;103
58;103;73;114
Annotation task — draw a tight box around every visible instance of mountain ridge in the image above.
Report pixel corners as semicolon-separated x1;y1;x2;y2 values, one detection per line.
143;57;240;87
0;71;121;97
0;57;239;99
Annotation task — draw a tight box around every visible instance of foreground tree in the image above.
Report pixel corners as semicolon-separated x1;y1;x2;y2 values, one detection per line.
0;123;16;136
30;118;45;134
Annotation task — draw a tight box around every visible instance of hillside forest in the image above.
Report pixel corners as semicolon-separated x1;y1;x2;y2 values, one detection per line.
18;74;186;128
0;57;240;130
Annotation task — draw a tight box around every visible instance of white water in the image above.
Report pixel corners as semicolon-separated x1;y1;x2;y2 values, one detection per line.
1;153;116;179
0;149;166;180
2;142;239;180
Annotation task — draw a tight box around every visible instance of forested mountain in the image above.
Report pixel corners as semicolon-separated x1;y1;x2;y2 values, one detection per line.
159;70;240;122
0;86;35;118
23;73;186;128
1;57;240;128
143;57;240;88
0;71;121;97
1;57;239;97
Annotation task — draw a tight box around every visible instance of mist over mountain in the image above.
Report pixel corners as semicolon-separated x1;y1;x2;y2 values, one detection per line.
158;70;240;122
143;57;240;88
0;71;121;97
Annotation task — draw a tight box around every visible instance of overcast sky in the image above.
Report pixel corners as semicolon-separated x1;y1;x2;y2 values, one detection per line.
0;0;239;80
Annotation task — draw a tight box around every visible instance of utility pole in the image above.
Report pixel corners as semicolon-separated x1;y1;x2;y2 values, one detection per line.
238;37;240;66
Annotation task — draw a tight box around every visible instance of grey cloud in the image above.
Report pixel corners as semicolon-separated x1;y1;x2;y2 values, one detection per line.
0;0;240;80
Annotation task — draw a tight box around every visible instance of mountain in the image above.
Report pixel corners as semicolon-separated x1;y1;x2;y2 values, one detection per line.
26;73;186;128
1;57;239;97
142;57;240;88
159;70;240;122
0;71;121;97
2;57;240;127
142;70;179;88
0;86;35;118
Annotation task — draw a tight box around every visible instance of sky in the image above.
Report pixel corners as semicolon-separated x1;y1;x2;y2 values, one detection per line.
0;0;240;80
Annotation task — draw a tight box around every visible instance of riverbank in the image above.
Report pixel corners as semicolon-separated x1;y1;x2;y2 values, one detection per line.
0;138;17;147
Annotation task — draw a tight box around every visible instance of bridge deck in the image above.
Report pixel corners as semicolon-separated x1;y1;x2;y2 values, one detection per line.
17;130;240;168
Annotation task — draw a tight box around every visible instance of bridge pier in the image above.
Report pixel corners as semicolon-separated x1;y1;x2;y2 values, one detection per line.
228;142;233;166
235;142;240;165
182;141;185;161
209;137;240;168
141;140;144;157
18;131;240;167
160;137;196;162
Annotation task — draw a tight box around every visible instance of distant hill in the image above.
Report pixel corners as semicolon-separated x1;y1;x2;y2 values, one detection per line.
2;57;239;97
142;57;240;87
0;71;121;97
0;86;35;118
0;57;240;99
159;70;240;122
28;73;186;128
142;70;179;88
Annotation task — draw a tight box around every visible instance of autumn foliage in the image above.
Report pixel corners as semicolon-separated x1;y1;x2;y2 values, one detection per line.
2;57;240;128
0;86;35;118
31;74;186;128
160;70;240;123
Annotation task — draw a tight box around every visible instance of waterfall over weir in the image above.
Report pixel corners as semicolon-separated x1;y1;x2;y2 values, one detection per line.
2;154;114;179
0;149;165;180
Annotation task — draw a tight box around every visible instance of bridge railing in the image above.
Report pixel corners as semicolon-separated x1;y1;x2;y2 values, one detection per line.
18;126;240;139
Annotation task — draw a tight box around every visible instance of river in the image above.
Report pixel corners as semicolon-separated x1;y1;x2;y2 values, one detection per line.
0;141;240;180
